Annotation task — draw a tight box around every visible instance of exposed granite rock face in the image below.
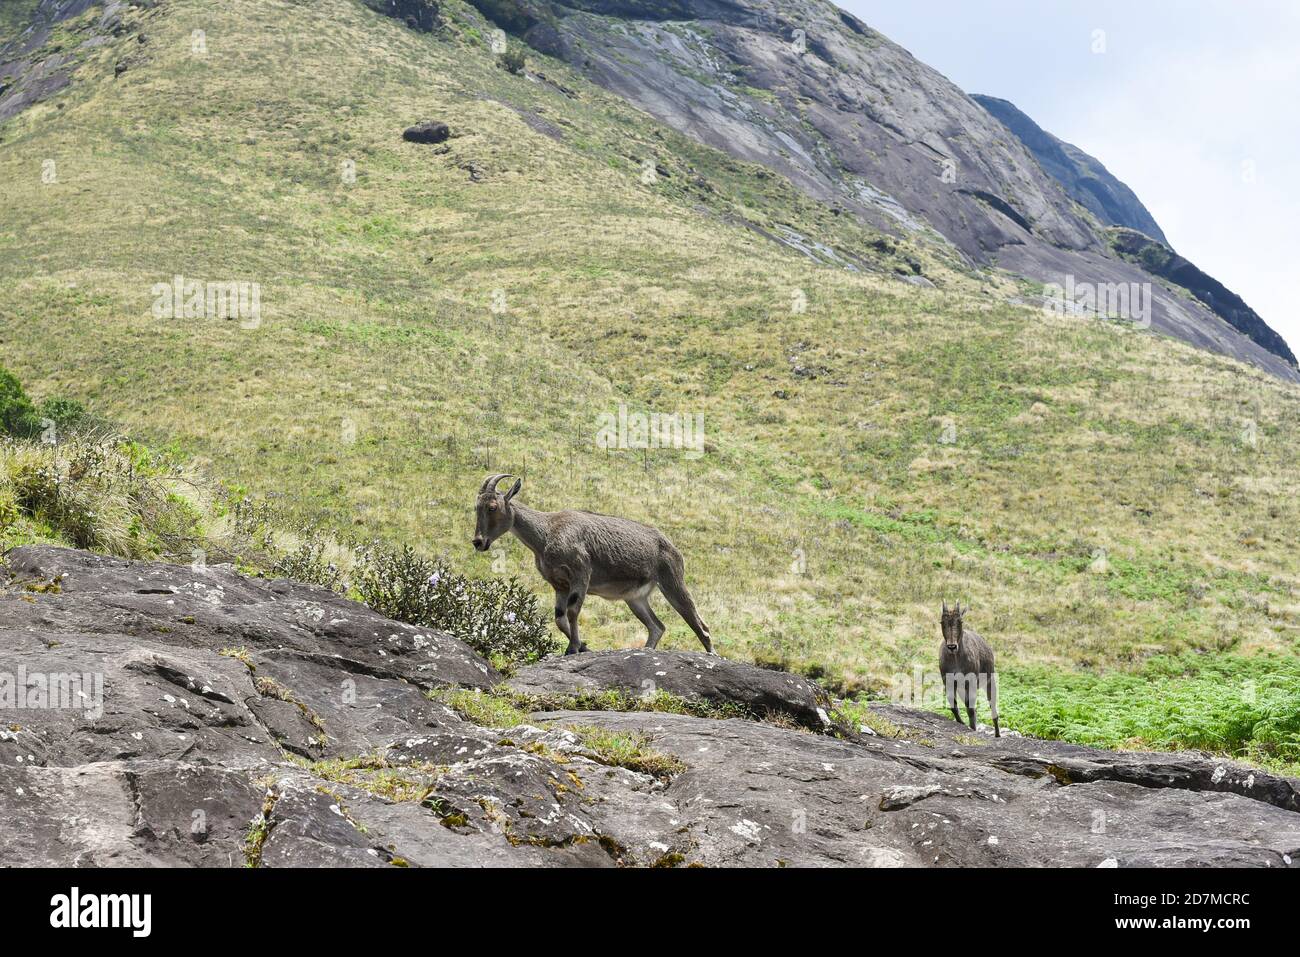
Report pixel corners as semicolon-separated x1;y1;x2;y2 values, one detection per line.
974;98;1295;370
518;0;1097;260
0;0;135;122
506;649;834;729
3;546;1298;867
538;708;1300;866
972;95;1169;246
363;0;443;33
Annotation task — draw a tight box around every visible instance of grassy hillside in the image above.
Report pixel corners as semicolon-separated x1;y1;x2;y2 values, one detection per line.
1;0;1297;767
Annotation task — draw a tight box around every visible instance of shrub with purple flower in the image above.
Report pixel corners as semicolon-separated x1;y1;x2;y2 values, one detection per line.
352;543;556;666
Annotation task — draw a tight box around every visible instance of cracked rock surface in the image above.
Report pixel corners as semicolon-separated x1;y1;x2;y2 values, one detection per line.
2;546;1297;867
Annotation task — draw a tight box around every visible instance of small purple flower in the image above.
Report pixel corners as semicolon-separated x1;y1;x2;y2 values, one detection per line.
428;572;441;586
504;612;517;624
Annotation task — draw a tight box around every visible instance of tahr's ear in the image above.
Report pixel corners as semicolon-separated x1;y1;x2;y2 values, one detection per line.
504;478;522;502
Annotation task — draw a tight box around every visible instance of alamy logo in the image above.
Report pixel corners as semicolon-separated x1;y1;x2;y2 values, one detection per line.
595;403;705;459
50;887;151;937
1042;275;1151;328
888;665;994;710
1;667;103;719
151;275;262;328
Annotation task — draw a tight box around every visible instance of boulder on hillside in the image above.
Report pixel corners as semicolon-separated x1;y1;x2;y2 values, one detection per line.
505;649;834;729
365;0;441;33
402;120;450;144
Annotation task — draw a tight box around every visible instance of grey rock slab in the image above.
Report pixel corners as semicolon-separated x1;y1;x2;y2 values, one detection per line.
534;710;1300;867
505;649;834;729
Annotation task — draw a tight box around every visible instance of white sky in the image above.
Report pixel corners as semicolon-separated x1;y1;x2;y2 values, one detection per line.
844;0;1299;357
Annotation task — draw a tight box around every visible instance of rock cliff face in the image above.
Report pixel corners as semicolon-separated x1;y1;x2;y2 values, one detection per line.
0;0;116;122
971;95;1169;246
974;97;1296;367
4;546;1297;867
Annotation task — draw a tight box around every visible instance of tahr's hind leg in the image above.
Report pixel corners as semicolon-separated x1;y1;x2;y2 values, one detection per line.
553;589;578;655
627;596;666;649
658;565;715;655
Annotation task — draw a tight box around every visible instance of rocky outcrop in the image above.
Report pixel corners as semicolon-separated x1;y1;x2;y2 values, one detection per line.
535;708;1300;866
972;95;1169;246
363;0;443;33
506;649;834;728
3;546;1298;867
0;0;137;123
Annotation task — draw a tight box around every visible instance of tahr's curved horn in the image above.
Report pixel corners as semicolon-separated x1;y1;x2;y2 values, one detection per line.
480;473;514;495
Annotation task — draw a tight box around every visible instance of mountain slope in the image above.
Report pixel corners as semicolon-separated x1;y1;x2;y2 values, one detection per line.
971;94;1169;246
483;0;1296;379
1;0;1299;709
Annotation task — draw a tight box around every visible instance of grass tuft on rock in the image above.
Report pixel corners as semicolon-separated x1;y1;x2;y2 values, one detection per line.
562;724;686;780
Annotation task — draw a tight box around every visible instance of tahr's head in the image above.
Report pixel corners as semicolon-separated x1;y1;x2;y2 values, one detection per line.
940;601;965;652
472;473;521;551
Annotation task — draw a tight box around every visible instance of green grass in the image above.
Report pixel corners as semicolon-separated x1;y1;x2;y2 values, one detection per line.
432;684;758;726
995;654;1300;775
1;0;1298;774
295;753;442;803
432;687;532;728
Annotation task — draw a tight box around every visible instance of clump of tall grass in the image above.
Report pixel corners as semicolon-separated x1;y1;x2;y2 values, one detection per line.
0;434;203;559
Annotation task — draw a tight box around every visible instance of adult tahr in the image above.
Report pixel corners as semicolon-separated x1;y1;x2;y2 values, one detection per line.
472;473;717;656
939;602;1000;736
